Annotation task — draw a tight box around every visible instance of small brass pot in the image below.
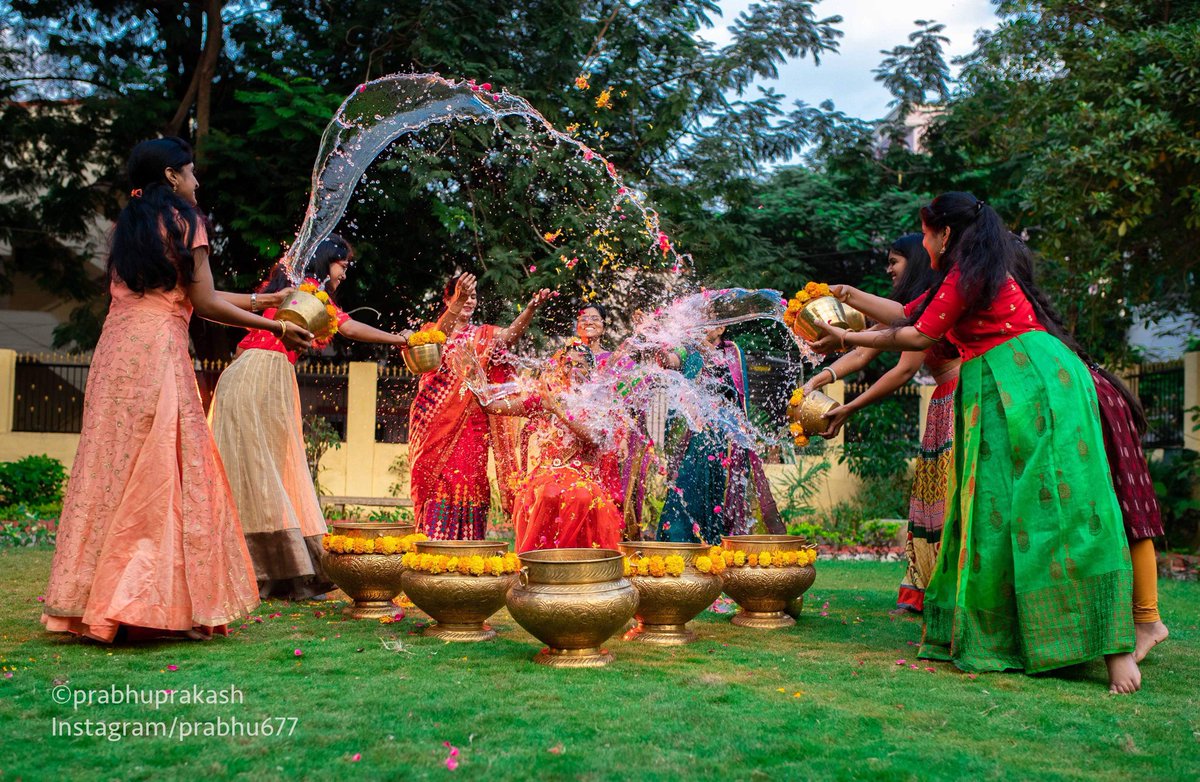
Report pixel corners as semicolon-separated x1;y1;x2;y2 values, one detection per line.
788;390;841;435
506;548;638;668
617;541;722;645
721;535;817;629
400;540;514;642
402;343;443;374
276;290;333;336
321;522;415;619
792;296;849;342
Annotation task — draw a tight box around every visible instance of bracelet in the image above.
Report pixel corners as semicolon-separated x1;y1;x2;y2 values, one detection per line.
277;320;288;340
250;292;259;312
825;366;838;383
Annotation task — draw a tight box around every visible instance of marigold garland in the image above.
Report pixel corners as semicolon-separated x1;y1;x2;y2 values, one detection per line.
782;281;833;329
322;532;427;555
295;282;340;341
407;328;447;347
708;546;817;569
787;386;811;448
401;551;521;576
622;554;689;578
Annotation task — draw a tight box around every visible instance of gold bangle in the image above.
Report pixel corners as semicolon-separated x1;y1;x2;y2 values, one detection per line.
278;320;287;340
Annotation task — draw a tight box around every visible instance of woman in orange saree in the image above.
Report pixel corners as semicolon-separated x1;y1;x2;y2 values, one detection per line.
407;276;553;539
41;137;312;642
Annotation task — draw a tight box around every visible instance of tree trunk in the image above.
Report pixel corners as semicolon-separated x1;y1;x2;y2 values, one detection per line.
163;0;225;158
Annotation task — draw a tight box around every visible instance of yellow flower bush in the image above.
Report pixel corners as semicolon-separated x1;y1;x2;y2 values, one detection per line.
407;328;447;347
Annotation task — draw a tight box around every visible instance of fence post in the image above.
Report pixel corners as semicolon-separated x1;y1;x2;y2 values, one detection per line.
344;361;379;495
0;349;15;434
1184;351;1200;454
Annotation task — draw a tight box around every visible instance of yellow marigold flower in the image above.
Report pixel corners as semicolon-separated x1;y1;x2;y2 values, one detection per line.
759;551;772;567
418;553;435;571
315;290;330;303
664;555;685;577
469;557;486;576
789;389;804;406
504;553;520;573
747;552;759;567
729;550;743;566
401;552;417;568
648;556;666;578
710;555;727;575
783;551;799;566
695;555;712;574
794;434;810;448
377;537;398;555
623;557;632;577
299;282;318;294
595;88;612;109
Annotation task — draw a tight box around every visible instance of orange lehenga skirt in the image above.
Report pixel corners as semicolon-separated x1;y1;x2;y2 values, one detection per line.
512;456;623;553
41;282;259;642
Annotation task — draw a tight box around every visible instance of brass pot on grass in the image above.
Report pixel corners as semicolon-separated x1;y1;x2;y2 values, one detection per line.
721;535;817;629
321;522;415;619
617;541;722;645
506;548;638;668
400;540;515;642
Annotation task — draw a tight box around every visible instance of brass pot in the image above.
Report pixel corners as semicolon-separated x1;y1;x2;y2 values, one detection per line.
402;343;443;374
506;548;638;668
400;540;514;642
322;522;415;619
721;535;817;629
792;296;849;342
787;390;841;435
276;290;333;336
617;541;722;645
842;304;867;332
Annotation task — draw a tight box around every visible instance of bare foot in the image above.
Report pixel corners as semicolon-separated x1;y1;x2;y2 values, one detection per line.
889;607;919;617
1105;653;1141;694
1134;621;1169;663
185;628;213;641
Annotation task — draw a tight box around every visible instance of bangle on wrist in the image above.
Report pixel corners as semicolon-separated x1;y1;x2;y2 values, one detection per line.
250;292;259;312
277;320;288;340
825;366;838;383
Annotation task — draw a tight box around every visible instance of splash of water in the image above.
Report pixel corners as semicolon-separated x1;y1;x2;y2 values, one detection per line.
282;73;688;281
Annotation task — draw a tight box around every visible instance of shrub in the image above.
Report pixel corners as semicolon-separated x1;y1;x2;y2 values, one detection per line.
0;455;67;506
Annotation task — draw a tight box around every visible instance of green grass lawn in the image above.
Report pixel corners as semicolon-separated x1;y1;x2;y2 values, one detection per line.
1;547;1197;781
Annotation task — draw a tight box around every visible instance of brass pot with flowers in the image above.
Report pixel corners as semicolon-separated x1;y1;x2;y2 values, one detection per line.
782;282;865;343
786;386;840;450
320;523;423;619
276;283;340;343
400;540;520;642
506;548;638;668
617;541;724;645
719;535;818;629
402;328;447;374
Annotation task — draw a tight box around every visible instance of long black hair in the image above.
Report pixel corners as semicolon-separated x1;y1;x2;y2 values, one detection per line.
260;234;353;306
108;137;203;293
1008;239;1149;434
906;191;1018;325
888;233;936;304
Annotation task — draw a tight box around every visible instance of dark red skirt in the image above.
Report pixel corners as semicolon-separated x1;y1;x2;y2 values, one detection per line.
1090;369;1164;540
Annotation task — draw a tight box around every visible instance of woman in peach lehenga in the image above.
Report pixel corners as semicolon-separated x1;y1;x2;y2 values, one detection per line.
41;137;311;642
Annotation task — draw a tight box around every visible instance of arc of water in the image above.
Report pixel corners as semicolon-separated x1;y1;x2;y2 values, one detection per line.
282;73;690;280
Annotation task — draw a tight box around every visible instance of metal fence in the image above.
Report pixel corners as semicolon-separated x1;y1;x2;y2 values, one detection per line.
12;352;91;433
1127;360;1185;449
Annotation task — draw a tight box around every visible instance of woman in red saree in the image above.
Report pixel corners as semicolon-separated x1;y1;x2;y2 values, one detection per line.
485;344;623;552
407;276;553;539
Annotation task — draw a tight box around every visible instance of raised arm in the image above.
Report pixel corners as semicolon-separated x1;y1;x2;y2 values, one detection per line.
830;285;906;324
818;350;924;437
435;273;476;338
812;320;935;354
188;248;312;350
500;288;556;347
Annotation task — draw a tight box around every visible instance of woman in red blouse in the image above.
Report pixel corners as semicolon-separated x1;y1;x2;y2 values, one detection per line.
209;235;415;600
813;192;1139;694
